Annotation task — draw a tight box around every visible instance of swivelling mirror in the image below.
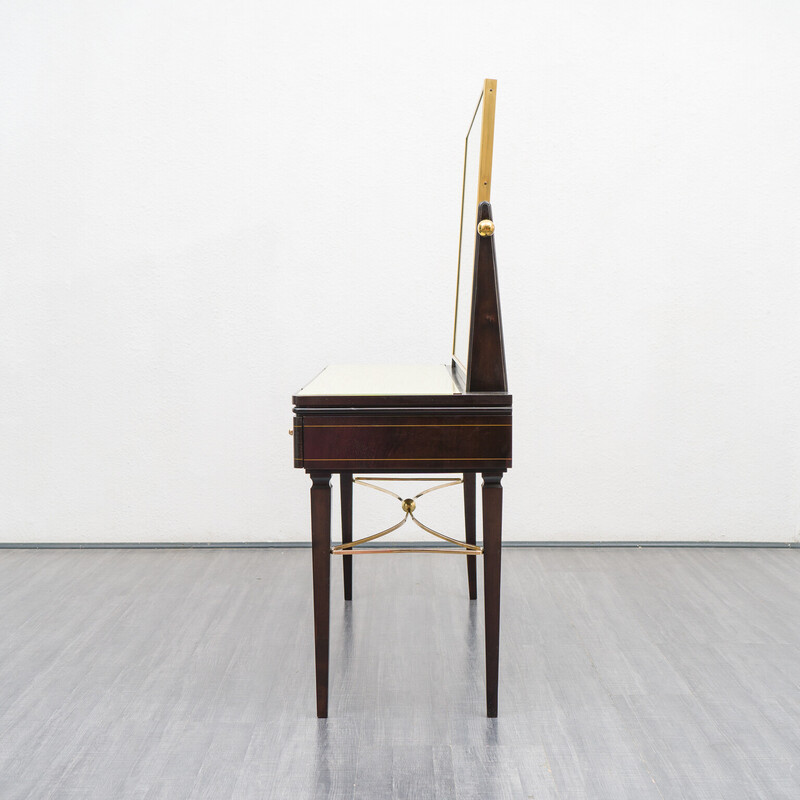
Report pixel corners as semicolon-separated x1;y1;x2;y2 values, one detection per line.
453;78;497;377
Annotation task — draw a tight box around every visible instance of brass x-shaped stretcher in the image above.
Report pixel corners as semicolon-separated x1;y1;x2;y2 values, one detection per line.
331;476;483;555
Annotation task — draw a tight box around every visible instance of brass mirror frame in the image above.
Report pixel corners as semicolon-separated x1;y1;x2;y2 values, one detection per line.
452;78;497;376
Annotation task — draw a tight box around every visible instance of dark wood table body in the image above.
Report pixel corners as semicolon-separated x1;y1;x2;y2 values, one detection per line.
293;388;511;717
294;202;510;716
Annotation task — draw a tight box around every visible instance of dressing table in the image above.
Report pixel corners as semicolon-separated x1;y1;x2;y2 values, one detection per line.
292;79;511;717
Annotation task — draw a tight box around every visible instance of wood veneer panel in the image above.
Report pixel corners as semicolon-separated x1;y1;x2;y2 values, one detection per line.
466;201;507;393
297;413;511;472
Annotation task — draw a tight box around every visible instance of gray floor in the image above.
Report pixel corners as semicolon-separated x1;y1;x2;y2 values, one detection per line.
0;547;798;799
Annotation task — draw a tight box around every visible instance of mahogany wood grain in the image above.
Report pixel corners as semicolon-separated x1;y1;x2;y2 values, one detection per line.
463;472;477;600
297;412;511;473
482;472;503;717
340;472;353;601
310;472;332;718
466;202;507;393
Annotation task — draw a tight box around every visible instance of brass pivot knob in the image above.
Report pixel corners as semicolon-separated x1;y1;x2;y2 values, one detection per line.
401;498;416;513
478;219;495;237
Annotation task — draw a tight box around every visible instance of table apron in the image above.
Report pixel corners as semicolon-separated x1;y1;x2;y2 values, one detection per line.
293;411;512;472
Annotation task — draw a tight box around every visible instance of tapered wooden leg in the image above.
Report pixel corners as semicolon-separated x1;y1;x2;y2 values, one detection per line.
482;472;503;717
340;471;353;601
310;471;332;718
463;472;477;600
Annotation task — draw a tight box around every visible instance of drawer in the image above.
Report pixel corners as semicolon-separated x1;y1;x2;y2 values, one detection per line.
293;411;511;472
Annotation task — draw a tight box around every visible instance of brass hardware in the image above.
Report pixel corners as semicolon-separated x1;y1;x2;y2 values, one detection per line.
477;78;497;205
357;476;461;481
336;548;479;555
289;428;294;436
478;219;495;237
331;477;482;557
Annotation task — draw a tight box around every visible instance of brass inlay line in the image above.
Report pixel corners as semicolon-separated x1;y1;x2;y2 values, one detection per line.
331;476;483;557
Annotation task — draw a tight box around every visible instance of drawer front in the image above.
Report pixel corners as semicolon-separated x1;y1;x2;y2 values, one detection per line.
294;412;511;471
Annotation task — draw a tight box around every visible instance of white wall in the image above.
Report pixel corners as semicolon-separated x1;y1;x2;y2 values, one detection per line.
1;0;798;543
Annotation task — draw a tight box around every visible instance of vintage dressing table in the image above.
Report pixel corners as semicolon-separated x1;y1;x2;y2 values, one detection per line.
292;80;511;717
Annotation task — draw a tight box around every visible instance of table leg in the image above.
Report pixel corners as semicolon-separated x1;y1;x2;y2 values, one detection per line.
482;472;503;717
340;471;353;601
310;471;332;718
463;472;477;600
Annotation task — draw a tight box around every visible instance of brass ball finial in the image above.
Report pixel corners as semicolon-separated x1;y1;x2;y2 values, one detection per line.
478;219;495;237
401;498;416;513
